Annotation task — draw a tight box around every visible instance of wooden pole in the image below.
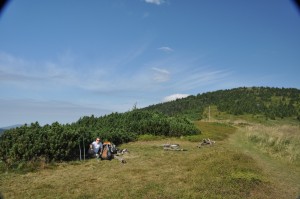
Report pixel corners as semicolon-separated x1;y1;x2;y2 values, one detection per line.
79;139;82;161
208;105;210;122
83;136;85;161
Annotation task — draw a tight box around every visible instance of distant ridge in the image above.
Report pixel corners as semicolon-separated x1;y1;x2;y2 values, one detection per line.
0;124;23;135
0;124;23;129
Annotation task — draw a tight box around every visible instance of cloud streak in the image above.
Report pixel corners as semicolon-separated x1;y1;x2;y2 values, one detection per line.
174;69;231;91
151;67;170;82
158;46;174;53
145;0;165;5
0;50;165;95
0;51;233;94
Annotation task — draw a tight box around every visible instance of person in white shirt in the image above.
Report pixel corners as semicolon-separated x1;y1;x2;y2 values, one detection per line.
89;137;103;158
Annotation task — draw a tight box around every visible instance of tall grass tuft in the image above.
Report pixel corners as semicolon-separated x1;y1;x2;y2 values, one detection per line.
246;124;300;165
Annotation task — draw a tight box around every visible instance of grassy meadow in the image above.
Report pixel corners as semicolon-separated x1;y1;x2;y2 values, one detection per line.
1;120;300;199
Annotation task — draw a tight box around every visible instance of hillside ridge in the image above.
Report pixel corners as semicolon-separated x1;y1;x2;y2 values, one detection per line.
143;86;300;121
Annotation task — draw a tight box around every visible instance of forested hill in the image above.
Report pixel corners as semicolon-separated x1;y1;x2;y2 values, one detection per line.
143;87;300;120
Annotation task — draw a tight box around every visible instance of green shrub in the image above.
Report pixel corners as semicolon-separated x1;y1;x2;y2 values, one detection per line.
0;110;200;168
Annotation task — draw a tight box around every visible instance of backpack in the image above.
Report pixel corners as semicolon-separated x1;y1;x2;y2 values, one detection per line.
101;141;114;160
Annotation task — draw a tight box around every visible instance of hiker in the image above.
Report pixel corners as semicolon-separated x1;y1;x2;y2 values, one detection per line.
89;137;103;158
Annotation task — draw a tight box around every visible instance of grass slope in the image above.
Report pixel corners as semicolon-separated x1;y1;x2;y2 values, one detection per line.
1;121;299;199
229;124;300;197
0;141;277;199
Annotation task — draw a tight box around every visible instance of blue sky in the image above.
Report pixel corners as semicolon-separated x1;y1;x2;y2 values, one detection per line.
0;0;299;127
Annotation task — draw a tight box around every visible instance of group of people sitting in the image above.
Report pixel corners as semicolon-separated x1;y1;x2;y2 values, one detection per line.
89;137;129;163
89;137;117;160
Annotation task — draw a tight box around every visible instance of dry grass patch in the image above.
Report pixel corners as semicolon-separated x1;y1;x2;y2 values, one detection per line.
230;124;300;198
245;124;300;164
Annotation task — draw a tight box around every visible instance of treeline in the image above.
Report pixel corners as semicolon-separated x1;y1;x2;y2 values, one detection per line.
0;110;199;166
144;87;300;120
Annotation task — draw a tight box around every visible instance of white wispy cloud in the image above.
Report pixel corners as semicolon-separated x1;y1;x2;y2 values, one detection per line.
145;0;165;5
151;67;170;82
0;51;233;95
169;65;232;91
158;46;174;53
162;93;189;102
0;51;159;94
